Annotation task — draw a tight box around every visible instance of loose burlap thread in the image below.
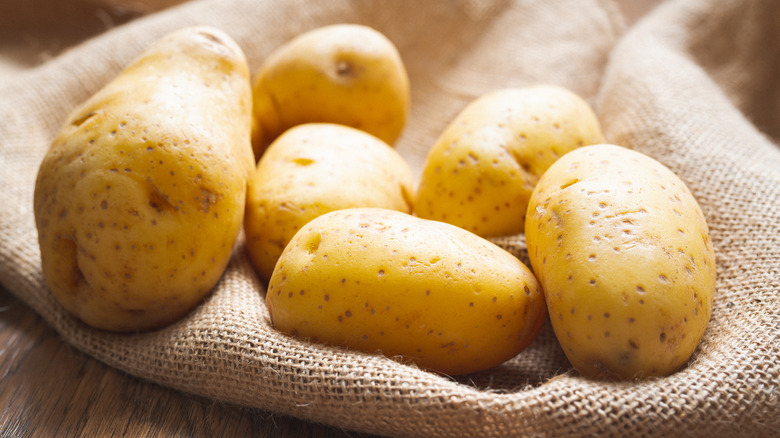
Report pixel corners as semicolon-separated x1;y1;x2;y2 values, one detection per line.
1;0;778;436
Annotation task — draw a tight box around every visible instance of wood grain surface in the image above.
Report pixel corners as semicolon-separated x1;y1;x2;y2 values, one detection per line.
0;287;376;438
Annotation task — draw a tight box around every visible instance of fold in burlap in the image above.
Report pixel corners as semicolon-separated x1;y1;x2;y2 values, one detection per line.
1;0;778;436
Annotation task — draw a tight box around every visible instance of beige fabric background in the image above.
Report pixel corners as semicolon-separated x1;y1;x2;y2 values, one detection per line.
1;0;778;436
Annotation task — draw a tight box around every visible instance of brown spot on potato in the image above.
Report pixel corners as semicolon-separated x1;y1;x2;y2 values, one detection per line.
336;60;353;77
198;187;218;213
148;188;174;213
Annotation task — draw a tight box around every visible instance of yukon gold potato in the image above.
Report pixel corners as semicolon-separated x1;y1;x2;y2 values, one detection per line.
415;85;604;237
266;208;546;376
245;123;414;281
251;24;410;157
33;27;254;332
525;144;716;379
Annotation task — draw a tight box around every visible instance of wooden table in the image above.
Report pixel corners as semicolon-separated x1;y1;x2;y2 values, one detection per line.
0;285;378;437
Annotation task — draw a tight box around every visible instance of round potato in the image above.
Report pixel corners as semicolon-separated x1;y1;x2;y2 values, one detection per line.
33;27;254;332
251;24;410;158
245;123;414;281
525;144;716;379
266;208;546;376
415;85;604;237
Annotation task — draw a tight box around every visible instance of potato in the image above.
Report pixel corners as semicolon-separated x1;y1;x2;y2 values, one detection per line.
33;27;254;332
266;208;546;376
415;85;604;237
244;123;414;281
251;24;410;158
525;144;716;379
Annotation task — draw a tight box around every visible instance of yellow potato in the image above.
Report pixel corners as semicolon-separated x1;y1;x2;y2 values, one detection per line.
33;27;254;332
266;208;546;376
245;123;414;281
525;144;716;379
251;24;410;158
415;85;604;237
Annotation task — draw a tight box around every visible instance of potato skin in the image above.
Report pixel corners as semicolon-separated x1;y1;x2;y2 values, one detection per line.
244;123;414;281
33;27;254;332
525;144;716;379
251;24;410;158
266;208;546;376
415;85;604;237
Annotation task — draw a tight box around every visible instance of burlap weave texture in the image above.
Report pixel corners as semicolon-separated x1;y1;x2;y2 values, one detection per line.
0;0;777;436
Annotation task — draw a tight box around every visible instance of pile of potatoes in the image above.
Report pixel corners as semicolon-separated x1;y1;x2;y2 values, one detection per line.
34;25;716;380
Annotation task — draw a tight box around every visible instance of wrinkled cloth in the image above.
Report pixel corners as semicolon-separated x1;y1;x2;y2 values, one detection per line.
1;0;778;436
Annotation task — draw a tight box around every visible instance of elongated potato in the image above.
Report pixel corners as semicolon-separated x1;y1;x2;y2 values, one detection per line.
33;27;254;332
415;85;604;237
245;123;414;281
266;208;546;375
525;144;716;379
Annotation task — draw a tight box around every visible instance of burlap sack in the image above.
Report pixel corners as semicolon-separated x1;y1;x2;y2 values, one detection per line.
1;0;777;436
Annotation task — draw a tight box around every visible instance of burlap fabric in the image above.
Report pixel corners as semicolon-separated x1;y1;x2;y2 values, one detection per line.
1;0;778;436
